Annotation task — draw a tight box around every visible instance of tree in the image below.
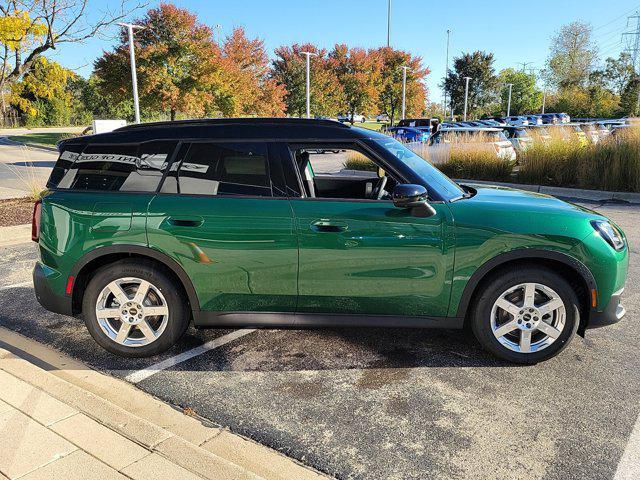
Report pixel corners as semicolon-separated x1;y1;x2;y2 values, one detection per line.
442;51;497;118
95;4;223;121
619;75;640;116
10;56;88;126
374;47;428;125
329;44;378;123
603;52;635;95
0;0;143;105
271;43;341;117
497;68;542;115
546;21;597;90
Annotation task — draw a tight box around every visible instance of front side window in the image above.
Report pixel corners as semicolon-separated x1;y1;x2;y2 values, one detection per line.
52;141;175;192
162;142;273;197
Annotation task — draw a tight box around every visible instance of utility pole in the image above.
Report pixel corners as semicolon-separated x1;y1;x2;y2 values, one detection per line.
301;51;317;119
443;29;450;117
505;83;514;117
517;61;534;73
463;76;471;121
387;0;391;47
623;12;640;72
542;89;547;114
118;22;144;124
400;66;410;120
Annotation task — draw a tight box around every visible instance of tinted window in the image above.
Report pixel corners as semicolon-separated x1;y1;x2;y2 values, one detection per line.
54;142;175;192
165;142;272;197
47;144;84;188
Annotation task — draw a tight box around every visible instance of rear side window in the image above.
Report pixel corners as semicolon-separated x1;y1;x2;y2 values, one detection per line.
54;142;176;192
47;144;84;188
161;142;272;197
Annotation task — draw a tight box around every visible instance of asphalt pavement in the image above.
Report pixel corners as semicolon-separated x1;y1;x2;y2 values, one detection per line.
0;201;638;479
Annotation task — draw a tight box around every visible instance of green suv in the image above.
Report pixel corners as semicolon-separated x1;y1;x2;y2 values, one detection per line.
32;118;628;363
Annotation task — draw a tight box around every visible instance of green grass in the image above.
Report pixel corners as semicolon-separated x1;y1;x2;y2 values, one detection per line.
8;132;76;147
360;121;386;132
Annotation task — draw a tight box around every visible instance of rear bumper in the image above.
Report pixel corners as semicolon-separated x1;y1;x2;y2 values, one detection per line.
33;262;72;316
587;288;626;329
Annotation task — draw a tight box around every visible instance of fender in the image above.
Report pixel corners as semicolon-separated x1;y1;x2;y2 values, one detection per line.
455;248;597;319
70;244;201;311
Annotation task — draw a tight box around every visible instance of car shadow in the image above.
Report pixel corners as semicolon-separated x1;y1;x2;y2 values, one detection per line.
8;161;56;168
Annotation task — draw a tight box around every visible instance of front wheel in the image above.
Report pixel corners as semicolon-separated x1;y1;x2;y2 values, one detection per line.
82;259;190;357
471;267;580;364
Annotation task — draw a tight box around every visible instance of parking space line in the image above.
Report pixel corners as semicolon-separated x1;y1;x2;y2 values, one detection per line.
614;412;640;480
124;328;257;384
0;281;32;291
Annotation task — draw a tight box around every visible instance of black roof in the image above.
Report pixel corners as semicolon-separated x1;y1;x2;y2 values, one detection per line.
61;117;387;147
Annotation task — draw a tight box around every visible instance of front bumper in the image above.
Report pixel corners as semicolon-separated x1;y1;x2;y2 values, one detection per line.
33;262;73;316
588;288;626;329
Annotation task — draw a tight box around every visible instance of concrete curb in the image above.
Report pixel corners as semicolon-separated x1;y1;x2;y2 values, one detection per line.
0;327;328;480
20;142;58;152
457;179;640;204
0;224;31;247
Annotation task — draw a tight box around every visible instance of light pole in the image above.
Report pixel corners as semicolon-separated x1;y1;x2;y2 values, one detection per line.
463;76;471;121
400;66;410;120
387;0;391;47
300;51;317;119
118;22;144;124
443;29;450;117
213;24;222;46
505;83;514;117
542;90;547;114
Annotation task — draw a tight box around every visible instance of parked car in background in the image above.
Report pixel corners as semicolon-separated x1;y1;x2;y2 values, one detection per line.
476;119;505;127
396;118;440;132
376;113;390;122
386;126;430;143
578;123;600;144
526;125;553;143
427;127;516;164
523;115;543;126
569;124;588;146
540;114;559;125
338;113;366;123
505;116;530;127
557;113;571;123
501;126;534;152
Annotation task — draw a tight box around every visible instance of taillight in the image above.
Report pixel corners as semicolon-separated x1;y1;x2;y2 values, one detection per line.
31;199;42;242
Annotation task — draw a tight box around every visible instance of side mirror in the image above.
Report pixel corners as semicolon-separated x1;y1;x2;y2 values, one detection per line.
392;184;436;218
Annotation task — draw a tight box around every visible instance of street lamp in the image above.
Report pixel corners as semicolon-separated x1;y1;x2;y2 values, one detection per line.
300;51;317;119
387;0;391;47
443;29;450;117
542;89;547;114
400;66;410;120
505;83;514;117
117;22;145;124
463;76;472;121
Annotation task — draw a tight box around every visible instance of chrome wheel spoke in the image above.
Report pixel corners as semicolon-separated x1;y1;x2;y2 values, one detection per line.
137;320;156;341
536;321;561;339
496;298;521;317
494;319;519;338
96;308;122;319
144;306;169;317
538;298;564;317
523;283;537;307
133;280;151;305
519;330;532;353
115;323;131;343
107;281;129;305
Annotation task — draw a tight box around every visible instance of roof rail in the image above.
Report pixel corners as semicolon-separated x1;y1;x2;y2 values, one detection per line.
116;117;351;131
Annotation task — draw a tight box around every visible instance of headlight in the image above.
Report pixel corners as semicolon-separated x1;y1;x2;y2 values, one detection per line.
591;220;625;251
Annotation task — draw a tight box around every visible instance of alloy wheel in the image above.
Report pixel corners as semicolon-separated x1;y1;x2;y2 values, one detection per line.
95;277;169;347
490;282;566;354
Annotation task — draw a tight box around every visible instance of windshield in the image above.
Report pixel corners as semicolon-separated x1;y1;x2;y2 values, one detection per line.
514;130;531;139
372;137;465;201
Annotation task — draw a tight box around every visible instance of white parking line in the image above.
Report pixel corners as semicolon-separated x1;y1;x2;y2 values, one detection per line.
125;328;257;384
614;412;640;480
0;281;32;291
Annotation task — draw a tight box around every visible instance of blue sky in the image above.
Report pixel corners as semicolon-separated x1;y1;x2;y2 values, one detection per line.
47;0;640;103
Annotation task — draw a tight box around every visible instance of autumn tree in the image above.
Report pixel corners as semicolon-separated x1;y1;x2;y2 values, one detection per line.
546;21;598;90
374;47;428;125
95;4;224;121
442;51;496;118
0;0;143;109
271;43;341;117
328;44;379;123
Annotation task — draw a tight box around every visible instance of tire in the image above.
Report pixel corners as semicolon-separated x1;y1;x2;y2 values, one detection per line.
471;267;580;364
82;259;190;357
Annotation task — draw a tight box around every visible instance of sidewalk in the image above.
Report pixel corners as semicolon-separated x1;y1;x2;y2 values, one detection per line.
0;328;327;480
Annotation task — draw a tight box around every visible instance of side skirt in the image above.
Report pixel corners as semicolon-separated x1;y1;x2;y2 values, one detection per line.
193;311;464;329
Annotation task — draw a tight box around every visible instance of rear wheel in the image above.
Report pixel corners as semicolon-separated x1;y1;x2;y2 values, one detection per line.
82;259;189;357
471;267;580;364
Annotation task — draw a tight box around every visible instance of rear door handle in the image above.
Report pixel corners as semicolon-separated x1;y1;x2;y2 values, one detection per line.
310;221;348;233
167;216;203;227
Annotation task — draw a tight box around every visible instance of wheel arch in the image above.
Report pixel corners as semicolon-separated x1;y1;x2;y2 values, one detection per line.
456;249;596;334
70;245;200;315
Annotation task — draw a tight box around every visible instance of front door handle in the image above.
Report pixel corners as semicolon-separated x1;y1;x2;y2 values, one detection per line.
167;216;203;227
310;221;348;233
